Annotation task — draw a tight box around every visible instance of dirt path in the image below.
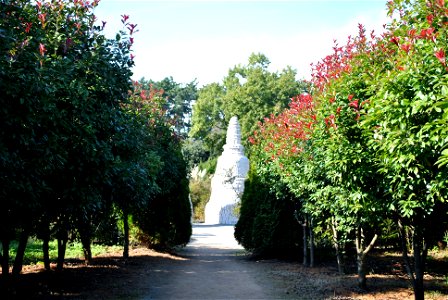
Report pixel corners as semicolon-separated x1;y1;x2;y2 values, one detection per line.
6;225;446;299
145;224;295;299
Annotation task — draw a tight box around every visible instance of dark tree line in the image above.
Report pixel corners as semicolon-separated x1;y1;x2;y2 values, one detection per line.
0;0;191;277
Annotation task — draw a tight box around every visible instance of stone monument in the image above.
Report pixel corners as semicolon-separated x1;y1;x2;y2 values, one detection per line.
204;116;249;225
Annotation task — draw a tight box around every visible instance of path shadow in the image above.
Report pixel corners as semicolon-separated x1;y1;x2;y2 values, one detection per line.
192;223;236;228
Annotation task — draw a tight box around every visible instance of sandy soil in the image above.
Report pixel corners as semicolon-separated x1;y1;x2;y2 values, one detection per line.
145;224;297;299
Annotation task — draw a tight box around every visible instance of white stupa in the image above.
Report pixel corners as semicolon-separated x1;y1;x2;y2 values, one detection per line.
204;116;249;225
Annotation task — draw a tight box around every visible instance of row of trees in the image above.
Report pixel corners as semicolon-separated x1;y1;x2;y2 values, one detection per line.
0;0;191;278
237;0;447;299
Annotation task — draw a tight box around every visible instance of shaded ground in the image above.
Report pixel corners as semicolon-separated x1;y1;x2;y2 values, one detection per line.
1;224;447;299
145;224;296;299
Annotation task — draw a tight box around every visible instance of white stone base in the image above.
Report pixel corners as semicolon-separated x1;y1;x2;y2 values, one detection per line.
204;201;238;225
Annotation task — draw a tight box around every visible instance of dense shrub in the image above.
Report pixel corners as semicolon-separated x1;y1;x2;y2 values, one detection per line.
235;167;302;258
133;125;192;249
0;0;192;273
244;0;448;296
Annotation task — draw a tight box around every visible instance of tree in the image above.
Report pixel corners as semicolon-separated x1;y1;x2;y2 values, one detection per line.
190;53;306;160
302;26;387;287
111;83;164;258
223;53;305;144
133;122;192;249
363;1;448;298
119;83;192;250
139;76;198;139
189;82;227;159
0;0;134;274
246;1;448;297
235;162;302;258
1;0;193;280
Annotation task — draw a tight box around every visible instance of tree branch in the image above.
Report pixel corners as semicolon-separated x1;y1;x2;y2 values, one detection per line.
362;233;378;256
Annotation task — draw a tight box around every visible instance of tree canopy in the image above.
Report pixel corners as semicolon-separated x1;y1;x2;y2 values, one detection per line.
139;76;198;139
0;0;191;276
189;53;307;160
239;0;448;298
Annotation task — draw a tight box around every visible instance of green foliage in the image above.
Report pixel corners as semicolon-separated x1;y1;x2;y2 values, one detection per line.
133;121;192;249
0;0;192;273
246;0;448;295
189;83;227;158
223;53;303;143
364;0;448;221
198;156;218;175
182;138;210;173
190;53;306;158
235;164;301;257
189;175;211;222
139;76;198;139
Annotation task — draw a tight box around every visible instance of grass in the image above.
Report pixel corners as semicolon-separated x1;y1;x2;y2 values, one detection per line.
4;239;123;265
428;247;448;261
426;290;447;300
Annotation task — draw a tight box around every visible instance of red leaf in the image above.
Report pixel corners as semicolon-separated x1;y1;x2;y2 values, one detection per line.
38;43;46;56
24;22;32;33
390;36;400;46
435;48;446;65
349;99;359;109
121;14;129;24
38;13;46;27
400;43;411;53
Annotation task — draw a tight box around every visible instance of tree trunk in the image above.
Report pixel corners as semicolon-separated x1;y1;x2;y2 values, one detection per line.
123;209;129;259
412;229;427;300
309;218;315;268
302;218;308;266
56;231;68;272
356;227;366;289
38;218;51;271
12;228;30;276
355;226;378;290
357;252;367;290
398;220;415;280
331;217;344;274
398;219;426;300
78;217;92;264
42;234;51;271
80;234;92;264
1;239;10;277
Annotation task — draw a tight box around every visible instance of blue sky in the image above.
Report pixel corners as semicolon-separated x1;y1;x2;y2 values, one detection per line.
94;1;390;86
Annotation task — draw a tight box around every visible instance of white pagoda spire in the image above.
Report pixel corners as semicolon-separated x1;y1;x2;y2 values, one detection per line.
204;116;249;225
